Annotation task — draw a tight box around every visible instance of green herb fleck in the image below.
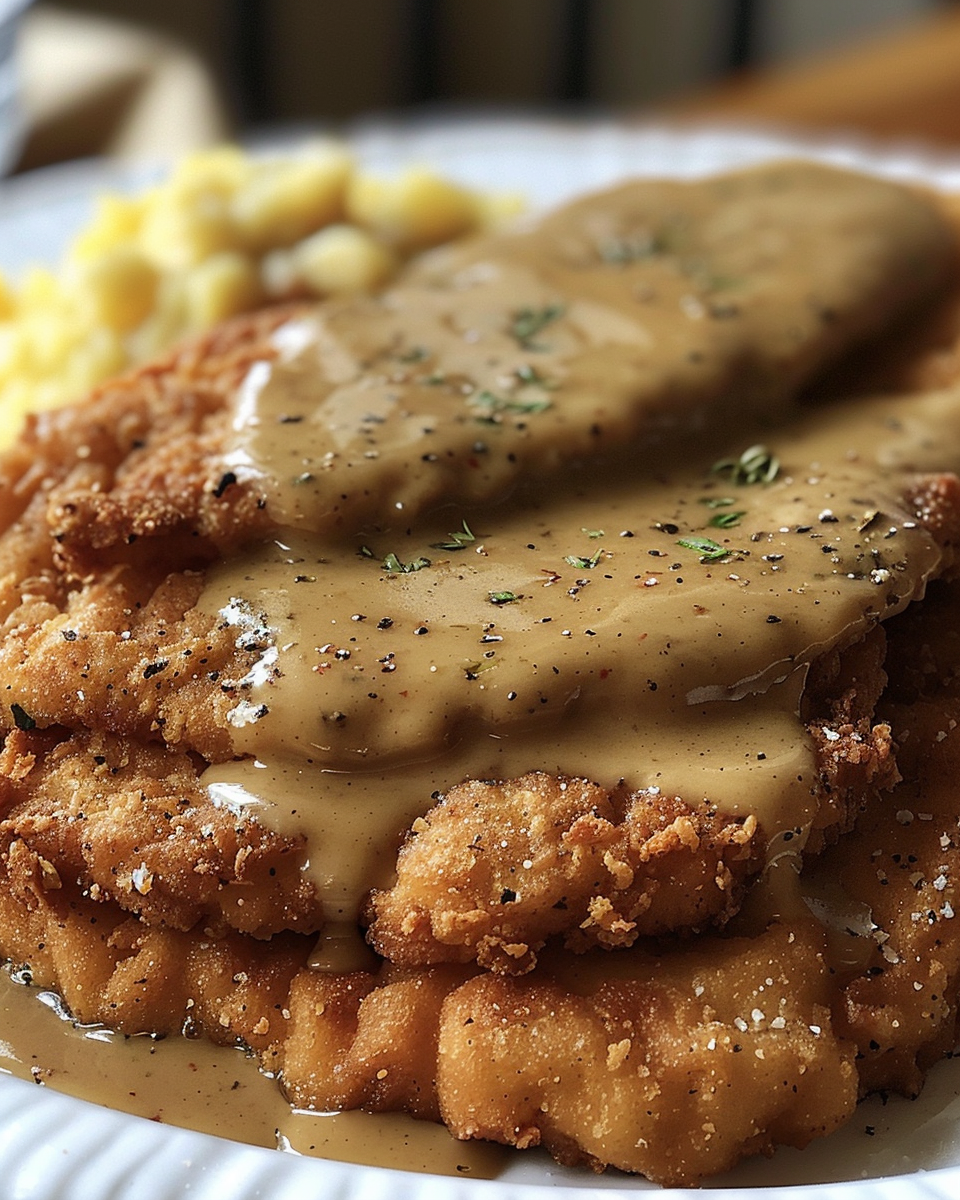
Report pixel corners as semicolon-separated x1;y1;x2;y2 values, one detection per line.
469;390;552;422
398;345;429;363
510;304;564;350
581;527;604;539
431;521;477;551
383;553;431;574
515;364;557;389
676;535;731;562
564;547;604;570
11;703;35;731
708;510;746;530
488;590;520;605
698;496;737;509
597;226;684;264
358;545;376;559
711;444;779;486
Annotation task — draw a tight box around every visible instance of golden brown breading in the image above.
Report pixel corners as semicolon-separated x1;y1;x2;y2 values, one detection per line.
281;963;476;1120
0;849;308;1049
365;772;761;975
436;921;858;1187
0;835;864;1188
0;306;300;579
828;770;960;1097
826;578;960;1094
366;621;915;976
0;308;307;764
0;728;319;936
0;308;338;950
281;573;960;1183
3;168;960;1191
0;309;328;943
0;566;244;762
805;719;899;853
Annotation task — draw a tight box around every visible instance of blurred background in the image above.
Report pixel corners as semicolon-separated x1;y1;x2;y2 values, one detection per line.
10;0;960;174
1;0;960;469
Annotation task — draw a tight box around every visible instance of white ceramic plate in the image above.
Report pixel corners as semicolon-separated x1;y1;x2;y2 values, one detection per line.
2;115;960;1200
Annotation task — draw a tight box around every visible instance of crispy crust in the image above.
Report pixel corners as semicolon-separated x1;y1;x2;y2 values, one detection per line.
435;921;857;1186
364;772;761;974
0;728;318;936
0;306;300;571
2;201;960;1187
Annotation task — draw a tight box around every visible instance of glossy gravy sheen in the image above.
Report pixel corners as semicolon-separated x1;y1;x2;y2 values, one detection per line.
0;968;503;1175
197;164;956;943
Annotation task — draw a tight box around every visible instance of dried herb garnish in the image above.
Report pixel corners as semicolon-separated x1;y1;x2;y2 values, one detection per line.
469;390;552;421
463;659;497;679
676;535;730;562
711;444;779;486
488;591;520;605
383;553;431;574
564;548;604;569
431;521;477;551
10;703;35;731
515;364;557;388
708;510;746;530
510;304;564;350
597;231;668;264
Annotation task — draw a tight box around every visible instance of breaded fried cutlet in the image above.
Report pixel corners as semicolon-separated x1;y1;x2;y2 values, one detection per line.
2;160;960;1188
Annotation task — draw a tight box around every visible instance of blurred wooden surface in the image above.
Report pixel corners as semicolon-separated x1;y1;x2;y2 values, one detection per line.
661;5;960;145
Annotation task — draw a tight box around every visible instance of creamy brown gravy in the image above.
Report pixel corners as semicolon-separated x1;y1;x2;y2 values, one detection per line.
0;968;503;1176
223;163;947;535
202;386;956;929
197;163;955;929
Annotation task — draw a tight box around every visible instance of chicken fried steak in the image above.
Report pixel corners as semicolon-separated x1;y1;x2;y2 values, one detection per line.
2;161;960;1186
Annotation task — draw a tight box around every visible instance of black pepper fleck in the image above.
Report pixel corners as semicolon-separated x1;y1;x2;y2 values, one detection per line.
213;471;237;498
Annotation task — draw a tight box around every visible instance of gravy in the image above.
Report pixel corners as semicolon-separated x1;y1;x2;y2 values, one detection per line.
199;164;955;931
0;967;503;1176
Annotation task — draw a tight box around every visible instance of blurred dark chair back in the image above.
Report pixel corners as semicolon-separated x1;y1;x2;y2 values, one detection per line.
46;0;947;128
